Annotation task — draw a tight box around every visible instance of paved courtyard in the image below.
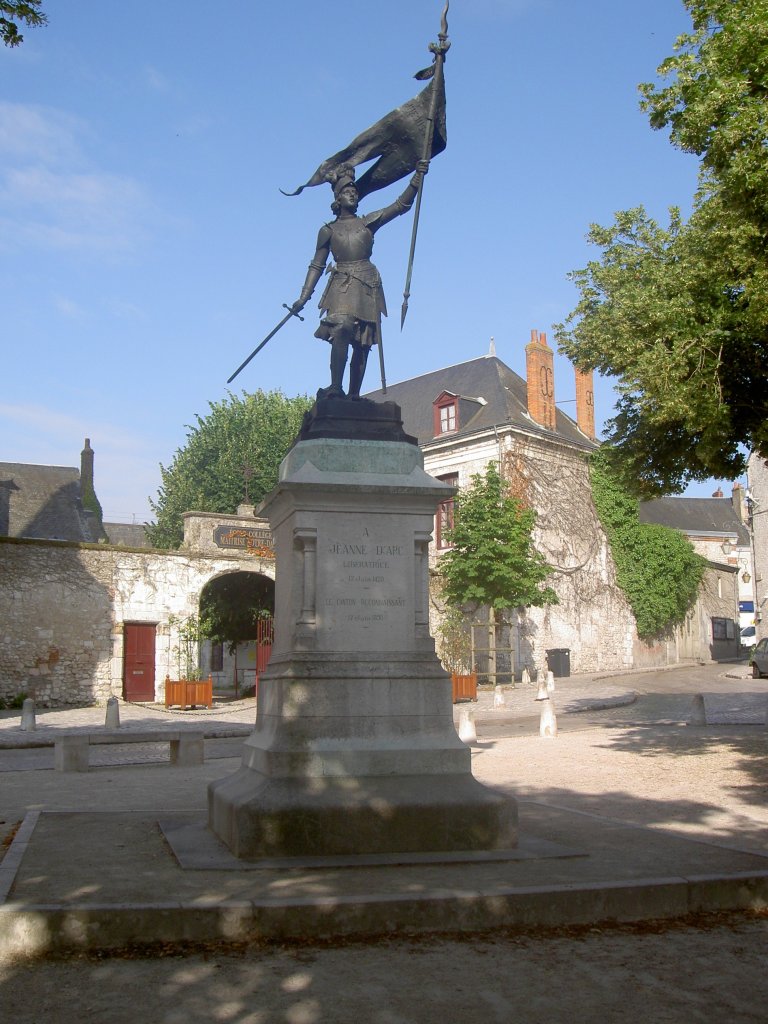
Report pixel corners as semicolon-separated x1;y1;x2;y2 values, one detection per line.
1;661;767;1022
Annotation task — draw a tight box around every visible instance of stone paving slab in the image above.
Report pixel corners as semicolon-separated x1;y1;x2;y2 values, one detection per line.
3;802;768;957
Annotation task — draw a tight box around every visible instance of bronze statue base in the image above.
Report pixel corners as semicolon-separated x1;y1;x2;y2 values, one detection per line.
294;395;417;446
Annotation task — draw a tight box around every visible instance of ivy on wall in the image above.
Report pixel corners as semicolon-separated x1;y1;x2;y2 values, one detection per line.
589;451;705;639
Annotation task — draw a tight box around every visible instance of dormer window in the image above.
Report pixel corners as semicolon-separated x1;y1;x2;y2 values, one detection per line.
433;391;459;436
440;402;457;433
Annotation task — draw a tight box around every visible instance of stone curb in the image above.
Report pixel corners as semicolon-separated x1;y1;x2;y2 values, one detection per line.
3;867;768;958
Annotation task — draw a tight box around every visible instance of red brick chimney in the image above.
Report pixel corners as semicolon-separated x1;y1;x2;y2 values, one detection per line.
575;367;596;439
525;329;555;431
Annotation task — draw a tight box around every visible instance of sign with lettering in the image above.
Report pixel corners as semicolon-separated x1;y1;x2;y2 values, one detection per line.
213;525;274;557
318;522;410;649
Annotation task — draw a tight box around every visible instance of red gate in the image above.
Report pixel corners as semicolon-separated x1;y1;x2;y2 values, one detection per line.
255;616;274;695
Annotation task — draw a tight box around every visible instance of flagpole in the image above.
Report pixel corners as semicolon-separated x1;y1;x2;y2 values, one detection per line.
400;1;450;329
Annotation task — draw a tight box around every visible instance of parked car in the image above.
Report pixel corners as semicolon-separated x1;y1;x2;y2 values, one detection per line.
740;625;757;650
749;637;768;678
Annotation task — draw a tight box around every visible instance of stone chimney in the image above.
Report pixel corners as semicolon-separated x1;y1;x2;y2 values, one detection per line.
732;482;746;522
712;487;724;498
525;329;555;431
80;438;94;497
574;367;596;439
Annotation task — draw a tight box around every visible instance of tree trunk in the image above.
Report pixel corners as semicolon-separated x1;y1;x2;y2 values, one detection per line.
487;605;497;688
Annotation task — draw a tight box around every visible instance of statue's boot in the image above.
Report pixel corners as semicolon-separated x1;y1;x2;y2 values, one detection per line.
348;346;369;400
328;337;348;397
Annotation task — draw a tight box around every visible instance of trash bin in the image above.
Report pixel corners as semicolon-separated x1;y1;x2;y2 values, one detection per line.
546;648;570;678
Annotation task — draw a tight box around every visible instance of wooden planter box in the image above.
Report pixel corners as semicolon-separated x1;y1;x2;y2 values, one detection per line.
451;672;478;703
164;675;213;710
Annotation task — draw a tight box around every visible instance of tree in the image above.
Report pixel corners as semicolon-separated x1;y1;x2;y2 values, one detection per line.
440;463;558;610
438;463;557;684
1;1;46;46
147;389;312;549
555;0;768;495
200;573;274;655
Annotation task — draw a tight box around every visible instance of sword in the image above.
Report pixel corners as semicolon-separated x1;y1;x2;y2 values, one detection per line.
226;304;304;385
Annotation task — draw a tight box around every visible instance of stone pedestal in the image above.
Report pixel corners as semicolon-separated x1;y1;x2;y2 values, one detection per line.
208;420;517;860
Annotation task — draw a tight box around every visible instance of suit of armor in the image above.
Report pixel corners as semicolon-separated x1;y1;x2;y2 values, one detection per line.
292;170;422;398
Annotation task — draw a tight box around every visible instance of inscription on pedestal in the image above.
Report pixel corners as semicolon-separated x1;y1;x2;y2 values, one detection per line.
319;527;410;646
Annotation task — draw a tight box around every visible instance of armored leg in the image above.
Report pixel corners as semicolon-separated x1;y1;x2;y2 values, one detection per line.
328;334;349;397
348;345;369;399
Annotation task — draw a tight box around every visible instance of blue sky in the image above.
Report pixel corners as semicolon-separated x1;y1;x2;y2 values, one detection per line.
2;0;734;523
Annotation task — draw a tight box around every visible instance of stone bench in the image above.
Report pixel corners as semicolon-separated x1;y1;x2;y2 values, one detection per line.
54;730;205;772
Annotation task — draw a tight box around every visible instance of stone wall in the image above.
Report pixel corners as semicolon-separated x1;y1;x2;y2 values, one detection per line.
0;535;275;706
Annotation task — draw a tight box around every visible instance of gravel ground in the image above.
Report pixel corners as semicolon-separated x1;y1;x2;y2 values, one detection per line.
1;913;767;1023
2;666;767;1021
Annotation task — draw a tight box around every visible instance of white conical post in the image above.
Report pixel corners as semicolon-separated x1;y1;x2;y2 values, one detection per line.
20;697;36;732
105;696;120;729
521;666;531;686
493;685;506;709
690;693;706;726
539;697;557;738
535;680;549;701
546;670;555;692
457;705;477;744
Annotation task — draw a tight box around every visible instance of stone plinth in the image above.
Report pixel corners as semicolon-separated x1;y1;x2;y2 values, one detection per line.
208;435;517;860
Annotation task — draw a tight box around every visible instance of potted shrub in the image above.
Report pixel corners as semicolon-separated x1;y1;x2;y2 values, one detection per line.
436;607;477;702
165;614;213;709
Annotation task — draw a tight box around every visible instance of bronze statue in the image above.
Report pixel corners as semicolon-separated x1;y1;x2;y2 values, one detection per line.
289;160;428;400
225;3;449;396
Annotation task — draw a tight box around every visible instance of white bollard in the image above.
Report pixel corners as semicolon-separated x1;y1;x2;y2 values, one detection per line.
690;693;707;726
546;670;556;693
457;705;477;744
521;666;531;686
104;696;120;729
535;680;549;701
493;685;506;709
539;697;557;738
20;697;36;732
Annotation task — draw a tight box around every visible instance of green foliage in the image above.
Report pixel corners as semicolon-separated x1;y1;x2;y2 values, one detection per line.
439;463;558;612
435;605;473;674
0;691;28;710
200;574;274;655
1;1;46;46
168;614;203;680
147;389;312;549
639;0;768;228
589;451;706;638
556;1;768;494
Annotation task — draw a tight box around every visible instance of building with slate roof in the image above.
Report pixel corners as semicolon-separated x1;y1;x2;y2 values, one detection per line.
0;450;102;543
0;440;151;548
640;488;754;634
363;335;740;672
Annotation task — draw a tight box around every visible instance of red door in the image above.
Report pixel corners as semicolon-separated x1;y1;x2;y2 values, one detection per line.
123;623;156;701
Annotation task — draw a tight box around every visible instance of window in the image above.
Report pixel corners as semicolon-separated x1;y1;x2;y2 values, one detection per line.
439;402;457;433
433;393;459;436
436;473;458;549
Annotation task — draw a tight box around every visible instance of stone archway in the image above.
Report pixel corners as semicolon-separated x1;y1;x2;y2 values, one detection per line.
199;570;275;696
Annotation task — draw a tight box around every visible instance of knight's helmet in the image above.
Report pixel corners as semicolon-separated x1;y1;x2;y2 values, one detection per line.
328;164;356;198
